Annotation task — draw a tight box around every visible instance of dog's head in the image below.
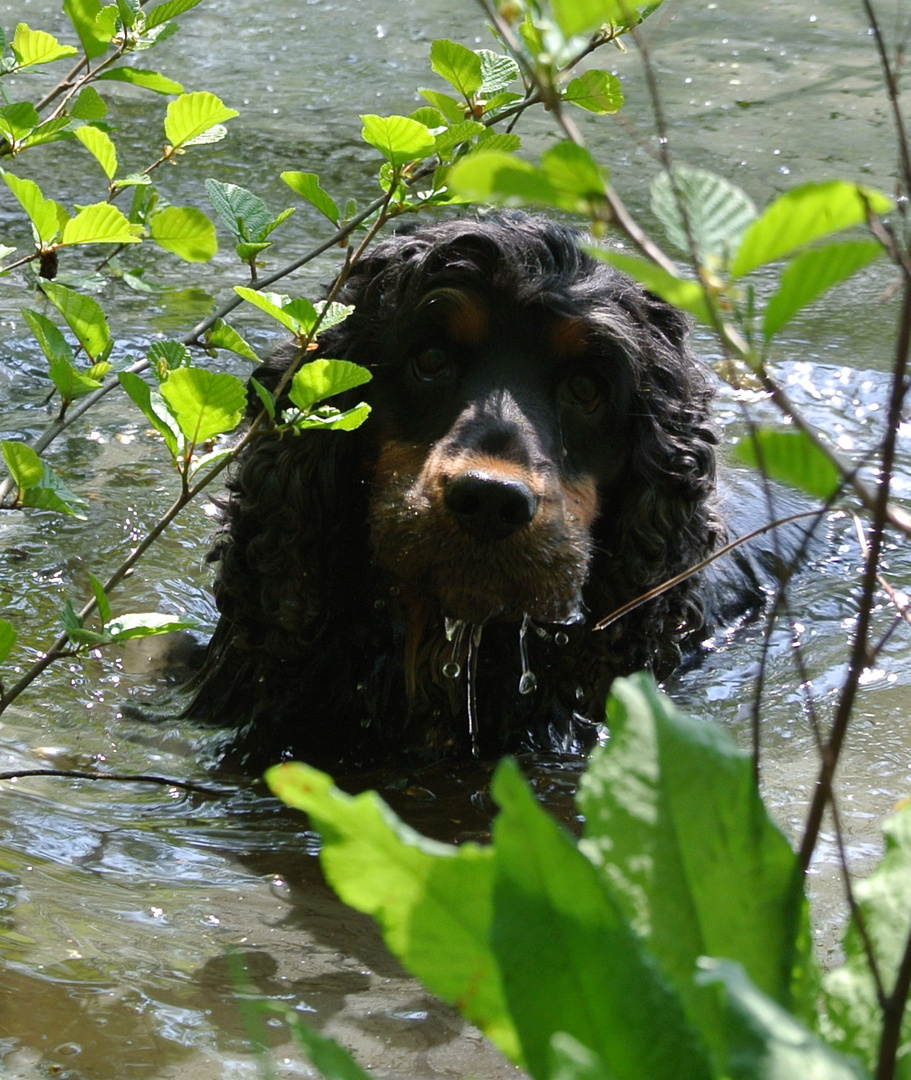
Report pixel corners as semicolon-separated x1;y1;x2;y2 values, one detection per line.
315;213;719;641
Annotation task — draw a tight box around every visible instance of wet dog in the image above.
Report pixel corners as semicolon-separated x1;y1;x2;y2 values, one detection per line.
186;213;729;768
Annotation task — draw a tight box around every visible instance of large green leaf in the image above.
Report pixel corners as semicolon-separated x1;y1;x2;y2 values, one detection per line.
2;441;86;517
144;0;204;29
577;675;817;1067
118;370;180;459
588;248;715;327
288;359;372;412
265;762;519;1063
733;428;841;500
430;39;483;99
159;367;245;445
149;206;217;261
74;125;118;179
0;618;16;666
491;756;714;1080
763;240;883;339
360;114;436;166
60;203;143;246
10;23;78;67
550;0;662;36
164;92;238;149
97;67;184;94
823;804;911;1076
3;172;66;247
731;180;892;278
39;281;111;362
233;287;318;336
564;70;624;114
280;171;340;224
62;0;110;59
651;166;757;267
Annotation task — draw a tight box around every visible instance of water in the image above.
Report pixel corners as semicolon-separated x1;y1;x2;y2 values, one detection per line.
1;0;909;1075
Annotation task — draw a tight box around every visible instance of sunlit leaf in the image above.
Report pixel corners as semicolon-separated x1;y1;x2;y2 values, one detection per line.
159;366;246;444
47;354;104;401
289;358;372;413
360;114;436;166
39;281;112;362
70;86;108;121
10;23;78;67
564;70;624;114
60;202;143;246
0;618;16;666
233;287;318;336
88;573;112;625
588;248;716;327
19;117;73;150
22;308;74;365
265;762;519;1062
430;39;483;99
75;125;117;179
2;172;65;247
0;102;39;142
106;612;196;641
144;0;204;29
10;451;87;518
97;66;184;94
477;50;519;96
164;91;238;150
731;180;892;278
204;319;260;363
417;88;465;124
149;206;217;261
118;370;180;459
280;171;340;224
733;427;841;500
763;240;883;339
62;0;110;58
551;0;662;35
651;165;757;267
147;339;191;374
1;440;43;490
295;402;372;432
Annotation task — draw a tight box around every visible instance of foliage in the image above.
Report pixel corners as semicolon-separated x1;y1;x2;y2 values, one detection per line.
1;0;910;1077
266;674;905;1080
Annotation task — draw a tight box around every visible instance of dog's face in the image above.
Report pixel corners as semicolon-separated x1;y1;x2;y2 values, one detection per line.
363;283;634;626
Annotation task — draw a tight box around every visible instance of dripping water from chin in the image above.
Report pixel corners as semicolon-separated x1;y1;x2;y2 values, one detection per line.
443;617;485;758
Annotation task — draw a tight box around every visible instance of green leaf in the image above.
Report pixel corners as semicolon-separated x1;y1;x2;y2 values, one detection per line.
564;69;625;114
294;402;371;432
280;171;339;224
0;618;16;666
1;440;43;490
2;172;65;247
204;178;272;241
577;675;817;1066
47;354;104;401
551;0;661;36
144;0;204;28
164;91;238;150
430;39;483;98
19;117;74;150
21;307;74;366
118;370;179;459
0;102;39;142
97;67;184;94
10;23;78;67
588;248;715;326
733;428;841;500
106;612;195;641
651;166;757;267
203;319;260;363
434;120;486;159
39;281;112;363
149;206;217;262
417;88;465;124
491;756;714;1080
823;804;911;1074
280;1009;375;1080
477;50;520;97
1;443;87;518
233;287;318;337
70;86;108;121
360;114;436;167
264;762;519;1062
88;573;113;625
763;240;883;339
147;339;191;375
248;377;275;420
288;359;372;413
159;366;246;444
74;125;117;179
62;0;110;59
731;180;893;278
60;203;143;246
701;960;867;1080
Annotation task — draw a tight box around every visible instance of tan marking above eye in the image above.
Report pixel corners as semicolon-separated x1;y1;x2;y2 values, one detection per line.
550;317;589;360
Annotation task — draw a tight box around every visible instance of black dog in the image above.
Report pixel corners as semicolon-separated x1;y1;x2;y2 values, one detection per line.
187;213;731;769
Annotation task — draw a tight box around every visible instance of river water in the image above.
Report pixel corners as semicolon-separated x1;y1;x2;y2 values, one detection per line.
0;0;908;1076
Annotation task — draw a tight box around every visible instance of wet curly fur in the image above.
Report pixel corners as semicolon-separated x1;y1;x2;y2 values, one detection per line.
186;213;726;769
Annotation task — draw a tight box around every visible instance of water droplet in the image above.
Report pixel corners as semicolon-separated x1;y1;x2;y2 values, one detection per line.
517;613;536;696
442;661;461;679
575;686;585;701
445;617;464;642
518;671;537;695
554;631;569;646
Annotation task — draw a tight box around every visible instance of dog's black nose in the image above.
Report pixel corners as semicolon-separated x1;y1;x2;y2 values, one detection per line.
444;471;537;541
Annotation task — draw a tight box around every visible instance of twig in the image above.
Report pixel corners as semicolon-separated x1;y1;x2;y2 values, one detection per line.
0;768;227;797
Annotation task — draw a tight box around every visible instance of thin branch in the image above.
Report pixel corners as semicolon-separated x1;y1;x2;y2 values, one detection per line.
0;768;227;797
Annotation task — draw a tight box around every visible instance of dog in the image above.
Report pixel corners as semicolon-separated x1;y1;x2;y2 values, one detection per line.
186;213;732;770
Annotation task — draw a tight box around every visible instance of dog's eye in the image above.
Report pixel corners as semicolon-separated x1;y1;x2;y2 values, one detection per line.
563;374;602;413
413;347;452;382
